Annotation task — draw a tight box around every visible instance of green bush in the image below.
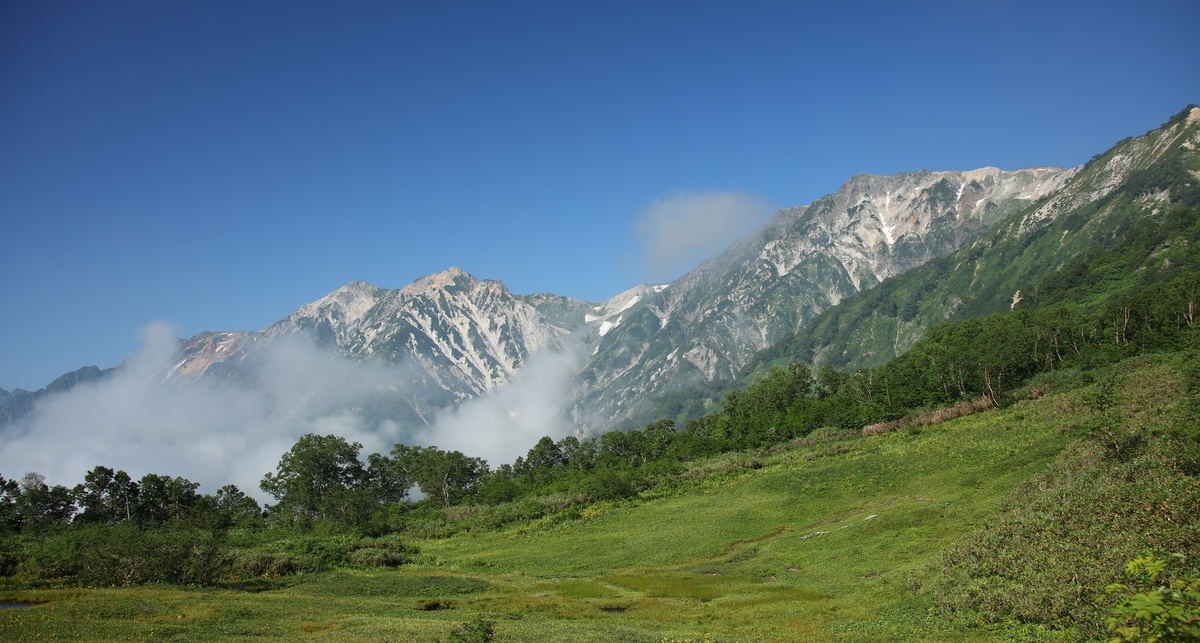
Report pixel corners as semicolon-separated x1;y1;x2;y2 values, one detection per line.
345;547;399;567
345;534;410;567
932;437;1200;638
227;550;306;578
1101;553;1200;642
448;616;495;642
18;524;228;586
226;532;413;575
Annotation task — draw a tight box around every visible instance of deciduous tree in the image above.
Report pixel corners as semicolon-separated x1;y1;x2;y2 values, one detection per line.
261;434;369;524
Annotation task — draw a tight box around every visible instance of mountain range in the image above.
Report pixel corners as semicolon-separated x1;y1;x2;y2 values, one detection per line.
5;106;1198;438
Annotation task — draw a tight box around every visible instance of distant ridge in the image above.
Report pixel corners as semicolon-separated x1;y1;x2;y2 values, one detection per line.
7;107;1197;438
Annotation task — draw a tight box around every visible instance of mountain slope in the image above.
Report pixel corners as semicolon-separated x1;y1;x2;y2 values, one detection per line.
572;166;1072;429
750;105;1200;374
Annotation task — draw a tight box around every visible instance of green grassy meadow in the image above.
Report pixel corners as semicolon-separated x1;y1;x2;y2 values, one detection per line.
4;355;1192;641
409;391;1072;642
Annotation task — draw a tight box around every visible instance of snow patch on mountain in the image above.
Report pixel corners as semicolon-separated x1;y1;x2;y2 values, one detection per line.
598;318;622;337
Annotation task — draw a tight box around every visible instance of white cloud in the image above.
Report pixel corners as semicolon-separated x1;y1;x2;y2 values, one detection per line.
0;322;411;501
422;340;582;465
634;191;773;280
0;321;585;501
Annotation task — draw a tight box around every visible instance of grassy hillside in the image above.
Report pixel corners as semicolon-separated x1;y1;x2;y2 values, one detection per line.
5;352;1196;641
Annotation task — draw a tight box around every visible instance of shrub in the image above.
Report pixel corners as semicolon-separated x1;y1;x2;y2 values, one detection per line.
1100;553;1200;642
931;440;1200;638
18;524;228;586
347;533;411;567
448;616;495;642
227;550;306;578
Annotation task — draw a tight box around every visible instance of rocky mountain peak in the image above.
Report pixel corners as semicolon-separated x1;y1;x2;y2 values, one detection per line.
400;266;475;296
165;266;579;420
294;281;384;327
829;166;1070;252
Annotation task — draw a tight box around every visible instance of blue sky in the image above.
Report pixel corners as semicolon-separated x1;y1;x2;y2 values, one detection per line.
1;0;1197;391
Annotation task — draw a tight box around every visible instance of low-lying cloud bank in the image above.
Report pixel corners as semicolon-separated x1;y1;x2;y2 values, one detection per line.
0;321;581;501
424;341;581;466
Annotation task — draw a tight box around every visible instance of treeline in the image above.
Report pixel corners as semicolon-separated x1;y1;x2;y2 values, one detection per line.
1;468;262;539
0;458;419;586
0;468;264;585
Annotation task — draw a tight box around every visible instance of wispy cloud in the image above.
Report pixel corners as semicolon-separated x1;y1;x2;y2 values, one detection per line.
421;338;583;464
634;191;773;281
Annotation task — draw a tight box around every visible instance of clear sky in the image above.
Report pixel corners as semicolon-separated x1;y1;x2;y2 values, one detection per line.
1;0;1197;391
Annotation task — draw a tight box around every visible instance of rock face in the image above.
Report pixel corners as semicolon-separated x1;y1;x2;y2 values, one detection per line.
266;268;577;397
167;268;590;426
570;166;1072;427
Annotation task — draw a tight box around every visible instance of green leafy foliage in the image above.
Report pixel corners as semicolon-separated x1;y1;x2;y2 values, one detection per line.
1102;553;1200;642
929;355;1200;638
260;434;373;525
394;445;488;508
18;523;228;586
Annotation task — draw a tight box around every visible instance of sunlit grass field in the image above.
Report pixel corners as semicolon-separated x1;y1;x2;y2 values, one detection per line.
4;360;1158;641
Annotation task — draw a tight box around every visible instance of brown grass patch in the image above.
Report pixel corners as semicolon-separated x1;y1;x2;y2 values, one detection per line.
862;396;996;436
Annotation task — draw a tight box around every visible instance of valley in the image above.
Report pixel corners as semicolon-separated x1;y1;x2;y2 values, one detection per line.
1;106;1198;642
3;351;1194;641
